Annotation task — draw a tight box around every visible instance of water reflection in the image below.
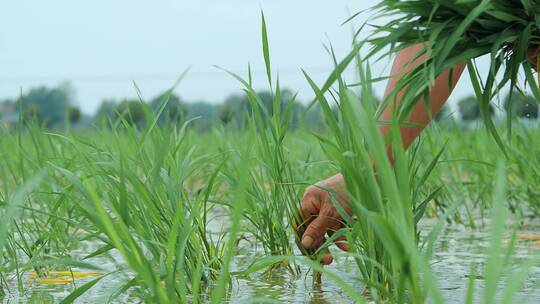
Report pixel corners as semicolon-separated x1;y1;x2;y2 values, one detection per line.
308;280;335;304
26;291;55;304
3;217;540;303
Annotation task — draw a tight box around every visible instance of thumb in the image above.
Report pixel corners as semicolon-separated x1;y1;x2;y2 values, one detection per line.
301;206;340;249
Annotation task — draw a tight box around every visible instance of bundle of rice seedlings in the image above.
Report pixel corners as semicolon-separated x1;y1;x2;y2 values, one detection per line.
364;0;540;151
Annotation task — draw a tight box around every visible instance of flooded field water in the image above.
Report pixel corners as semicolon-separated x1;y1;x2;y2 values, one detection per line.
3;216;540;303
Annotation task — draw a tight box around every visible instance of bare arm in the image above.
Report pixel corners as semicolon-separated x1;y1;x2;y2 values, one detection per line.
379;44;466;153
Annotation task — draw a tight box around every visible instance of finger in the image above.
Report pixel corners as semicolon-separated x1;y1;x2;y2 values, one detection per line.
327;229;349;252
320;252;333;265
334;236;349;252
301;205;340;249
301;216;328;249
293;209;314;231
299;191;321;221
293;191;321;235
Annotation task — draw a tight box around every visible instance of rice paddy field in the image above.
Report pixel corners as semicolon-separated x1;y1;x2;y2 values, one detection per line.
2;93;540;304
4;3;540;303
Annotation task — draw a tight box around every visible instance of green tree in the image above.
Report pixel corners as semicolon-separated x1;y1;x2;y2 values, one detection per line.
185;101;220;131
67;106;81;124
222;94;248;127
116;100;146;128
219;104;234;125
150;92;186;125
24;105;42;124
301;104;324;131
289;102;305;130
95;100;117;121
220;89;299;129
22;82;75;127
504;90;539;119
458;96;494;121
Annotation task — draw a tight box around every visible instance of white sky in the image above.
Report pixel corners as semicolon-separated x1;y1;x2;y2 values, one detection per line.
0;0;479;115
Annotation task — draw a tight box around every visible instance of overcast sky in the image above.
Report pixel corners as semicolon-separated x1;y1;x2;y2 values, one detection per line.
1;0;479;114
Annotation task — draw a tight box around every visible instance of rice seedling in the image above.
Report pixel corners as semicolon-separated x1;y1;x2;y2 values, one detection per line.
53;106;229;303
0;119;101;295
0;98;238;302
416;123;540;223
220;13;306;273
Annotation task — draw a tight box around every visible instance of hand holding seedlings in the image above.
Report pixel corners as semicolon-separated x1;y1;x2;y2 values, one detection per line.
295;173;351;265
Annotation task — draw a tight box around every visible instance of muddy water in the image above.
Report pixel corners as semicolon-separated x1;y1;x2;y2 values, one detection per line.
428;218;540;303
4;218;540;303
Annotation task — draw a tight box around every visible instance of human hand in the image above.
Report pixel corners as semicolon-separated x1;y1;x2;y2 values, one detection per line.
294;173;351;265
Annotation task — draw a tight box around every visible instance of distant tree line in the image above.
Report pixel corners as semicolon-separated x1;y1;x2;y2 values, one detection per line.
94;88;325;132
1;84;539;132
455;90;539;121
0;82;82;128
